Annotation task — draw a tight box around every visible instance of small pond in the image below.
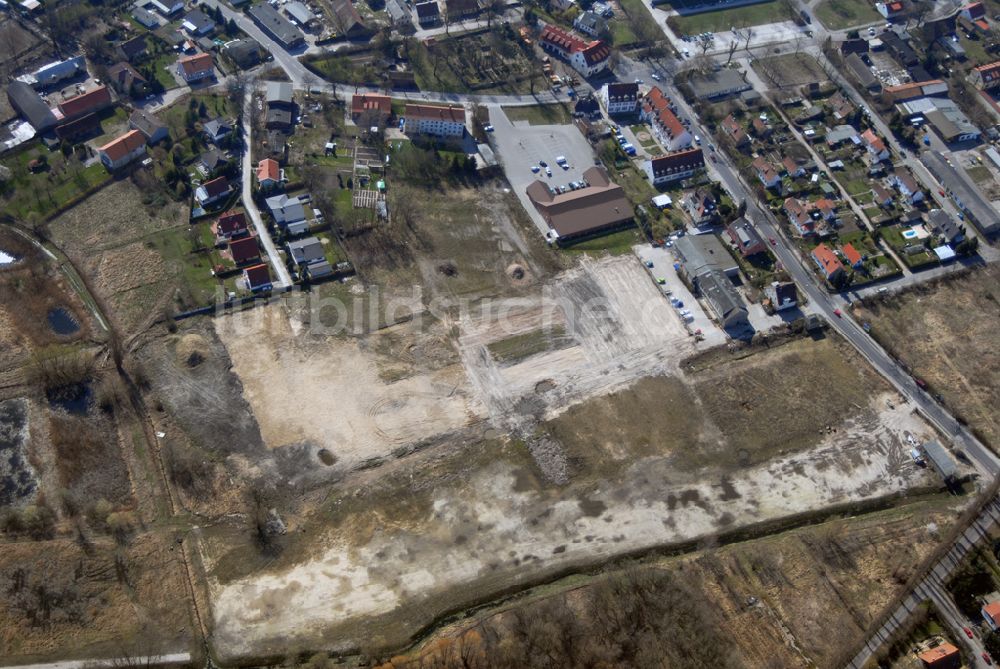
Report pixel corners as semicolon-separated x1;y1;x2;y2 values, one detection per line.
47;307;80;335
47;383;92;415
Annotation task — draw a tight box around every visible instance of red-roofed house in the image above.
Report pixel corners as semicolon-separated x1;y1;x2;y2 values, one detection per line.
876;1;904;19
961;1;985;20
539;24;610;77
984;601;1000;631
782;156;805;178
216;211;248;241
350;93;392;123
176;52;215;83
403;103;466;137
892;172;924;203
752;156;781;189
195;176;231;207
721;114;749;147
814;198;837;220
971;61;1000;90
256;158;281;190
640;87;691;151
229;236;261;265
812;243;845;281
917;642;960;669
842;243;863;268
783;197;814;236
57;86;113;122
98;129;147;171
861;129;890;161
243;263;273;292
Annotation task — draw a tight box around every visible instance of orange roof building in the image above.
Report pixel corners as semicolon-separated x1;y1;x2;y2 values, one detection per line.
641;87;690;151
812;243;844;280
176;52;215;82
57;85;113;121
256;158;280;186
98;129;147;170
350;93;391;121
917;642;960;669
971;61;1000;89
842;243;863;266
539;24;610;76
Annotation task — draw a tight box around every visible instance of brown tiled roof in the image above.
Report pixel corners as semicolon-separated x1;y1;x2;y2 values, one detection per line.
99;129;146;162
230;236;261;264
526;166;633;238
351;93;391;117
58;86;112;119
218;210;247;235
643;87;684;139
404;103;464;122
812;243;843;276
257;159;280;182
178;52;214;76
649;148;704;177
842;243;863;265
244;263;272;288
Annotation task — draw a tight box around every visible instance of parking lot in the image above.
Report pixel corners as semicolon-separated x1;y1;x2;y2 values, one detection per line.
489;105;601;236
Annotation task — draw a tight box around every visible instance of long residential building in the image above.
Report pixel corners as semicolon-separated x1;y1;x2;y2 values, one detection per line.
640;86;690;151
970;61;1000;89
402;104;466;137
248;2;305;49
538;24;610;77
644;147;704;186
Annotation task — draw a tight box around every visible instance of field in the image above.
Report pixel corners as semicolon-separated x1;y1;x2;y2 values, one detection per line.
0;145;111;222
381;496;963;668
193;252;944;661
855;265;1000;450
46;178;218;335
501;103;575;126
752;53;829;89
815;0;882;29
668;1;789;35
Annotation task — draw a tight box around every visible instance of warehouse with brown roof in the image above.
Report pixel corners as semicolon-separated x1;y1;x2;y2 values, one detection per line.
526;166;634;243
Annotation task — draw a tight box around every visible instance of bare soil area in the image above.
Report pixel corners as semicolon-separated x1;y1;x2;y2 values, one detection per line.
855;265;1000;449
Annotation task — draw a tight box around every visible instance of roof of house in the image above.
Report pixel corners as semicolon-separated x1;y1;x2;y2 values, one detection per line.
917;642;959;667
927;208;961;237
266;81;294;106
974;60;1000;83
248;3;304;46
285;0;316;24
605;81;638;101
446;0;479;13
575;10;608;33
675;234;737;277
218;210;247;235
812;243;844;276
643;87;685;139
267;108;292;126
686;68;752;99
539;24;610;64
963;1;985;17
119;35;149;60
204;118;232;137
828;91;855;118
415;0;440;17
257;158;280;182
244;263;272;288
784;197;811;225
845;53;880;88
230;236;261;263
525;166;633;238
178;52;214;76
99;129;146;162
772;281;797;305
108;62;147;92
727;218;764;253
782;156;800;173
129;109;166;140
752;156;780;182
699;269;747;326
225;38;263;65
895;172;920;192
722;114;748;143
183;9;216;32
200;148;228;170
351;93;391;117
405;103;464;123
648;147;704;177
842;243;863;265
861;128;887;153
58;85;112;119
7;81;57;130
55;112;102;140
200;176;230;198
873;183;894;201
287;236;325;264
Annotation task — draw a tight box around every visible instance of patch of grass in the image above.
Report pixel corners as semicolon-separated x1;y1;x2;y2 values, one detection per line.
966;165;992;184
562;228;643;255
815;0;881;30
0;145;111;221
486;326;570;363
670;1;787;35
502;103;575;126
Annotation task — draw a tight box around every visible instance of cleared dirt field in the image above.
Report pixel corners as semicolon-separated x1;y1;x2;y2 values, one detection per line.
46;179;190;336
752;53;829;90
855;265;1000;450
380;496;963;669
204;323;943;661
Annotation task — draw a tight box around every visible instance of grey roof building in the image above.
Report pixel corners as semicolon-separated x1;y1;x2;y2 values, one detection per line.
386;0;411;23
247;2;305;49
284;1;316;26
225;39;264;68
129;108;168;144
287;236;325;266
845;53;881;91
699;269;750;333
266;193;307;225
266;81;294;108
415;0;441;25
132;6;161;28
7;81;57;131
926;208;964;243
923;440;957;480
674;234;739;278
686;69;752;100
921;151;1000;238
182;9;217;35
573;10;608;37
266;108;292;129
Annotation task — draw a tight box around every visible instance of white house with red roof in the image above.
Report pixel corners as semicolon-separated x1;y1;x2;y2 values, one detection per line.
98;129;147;171
256;158;281;190
643;148;704;186
539;24;610;77
640;87;691;151
600;82;638;115
402;103;466;137
861;128;890;162
971;60;1000;90
176;52;215;83
876;1;905;19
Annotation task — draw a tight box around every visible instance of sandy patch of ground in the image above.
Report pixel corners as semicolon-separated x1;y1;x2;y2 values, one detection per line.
215;305;486;468
207;385;942;660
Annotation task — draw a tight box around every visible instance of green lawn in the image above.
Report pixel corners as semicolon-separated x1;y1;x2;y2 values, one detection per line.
149;226;224;304
669;1;787;35
562;227;643;255
814;0;881;30
502;104;575;126
0;146;112;221
148;51;181;91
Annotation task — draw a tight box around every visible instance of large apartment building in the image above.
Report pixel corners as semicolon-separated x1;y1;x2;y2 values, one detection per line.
402;103;466;137
539;24;610;77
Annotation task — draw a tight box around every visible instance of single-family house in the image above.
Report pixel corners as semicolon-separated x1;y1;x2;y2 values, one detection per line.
970;61;1000;90
861;128;891;161
827;92;856;121
784;197;814;236
961;1;985;21
985;602;1000;631
330;0;370;37
286;236;326;267
243;263;273;292
643;148;704;186
721;114;749;147
877;1;906;20
892;172;924;203
118;36;149;63
726;217;766;257
927;209;964;243
814;198;837;220
199;148;229;174
445;0;480;21
266;108;293;130
682;188;716;225
826;124;860;147
146;0;184;16
107;62;149;98
98;129;147;171
573;10;608;37
229;236;261;265
767;281;798;311
182;9;216;35
129;109;169;144
266;193;309;233
225;39;265;69
601;82;639;115
872;183;895;207
132;7;161;28
415;0;442;26
539;24;610;77
216;210;249;241
812;243;845;282
917;642;960;669
842;243;864;268
266;81;294;109
641;87;690;151
195;176;231;208
782;156;805;178
176;52;215;83
203;118;233;144
752;156;781;189
257;158;281;190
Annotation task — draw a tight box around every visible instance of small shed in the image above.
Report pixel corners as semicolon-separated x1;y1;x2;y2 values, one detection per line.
923;440;957;480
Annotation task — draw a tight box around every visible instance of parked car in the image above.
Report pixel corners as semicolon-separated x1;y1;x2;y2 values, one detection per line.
965;627;974;639
983;652;992;665
651;73;661;81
